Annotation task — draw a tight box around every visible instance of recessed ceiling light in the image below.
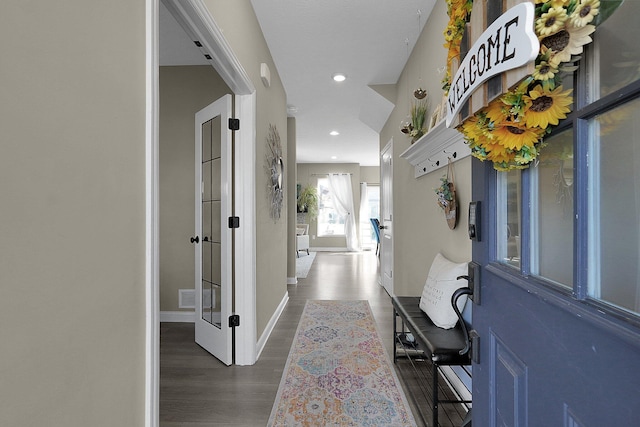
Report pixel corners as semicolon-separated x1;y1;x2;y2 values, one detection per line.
329;131;340;136
332;73;346;82
331;156;338;160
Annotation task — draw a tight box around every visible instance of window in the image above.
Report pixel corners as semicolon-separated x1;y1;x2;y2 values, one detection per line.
495;1;640;317
317;177;346;236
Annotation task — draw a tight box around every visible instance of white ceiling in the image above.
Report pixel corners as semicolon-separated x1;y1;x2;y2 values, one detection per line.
160;0;436;166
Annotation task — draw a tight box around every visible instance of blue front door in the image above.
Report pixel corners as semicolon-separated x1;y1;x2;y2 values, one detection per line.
470;2;640;425
471;162;640;426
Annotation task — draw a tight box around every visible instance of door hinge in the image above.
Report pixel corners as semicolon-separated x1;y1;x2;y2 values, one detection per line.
228;118;240;131
229;314;240;328
470;330;480;364
228;216;240;228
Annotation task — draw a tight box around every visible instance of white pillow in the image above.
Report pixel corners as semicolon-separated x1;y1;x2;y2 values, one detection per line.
419;253;469;329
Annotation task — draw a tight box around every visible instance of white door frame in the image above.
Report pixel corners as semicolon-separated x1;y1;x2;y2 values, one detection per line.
145;0;257;425
380;139;394;296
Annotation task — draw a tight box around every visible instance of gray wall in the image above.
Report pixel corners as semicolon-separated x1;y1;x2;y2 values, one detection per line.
159;66;231;312
0;1;146;425
204;0;290;338
380;0;472;296
360;166;380;184
1;1;289;424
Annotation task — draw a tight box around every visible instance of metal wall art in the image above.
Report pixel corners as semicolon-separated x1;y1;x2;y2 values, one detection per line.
266;124;284;220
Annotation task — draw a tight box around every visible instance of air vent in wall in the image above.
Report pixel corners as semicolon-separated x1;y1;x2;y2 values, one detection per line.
179;289;196;309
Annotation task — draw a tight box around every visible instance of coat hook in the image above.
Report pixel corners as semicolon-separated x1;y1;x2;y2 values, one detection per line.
444;149;457;159
428;157;440;167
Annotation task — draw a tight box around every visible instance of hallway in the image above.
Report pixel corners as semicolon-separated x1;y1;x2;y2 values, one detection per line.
160;251;463;426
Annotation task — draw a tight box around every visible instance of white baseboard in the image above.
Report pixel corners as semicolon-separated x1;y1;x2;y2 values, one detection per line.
256;291;289;360
287;277;298;284
160;311;195;323
440;366;472;404
309;247;348;252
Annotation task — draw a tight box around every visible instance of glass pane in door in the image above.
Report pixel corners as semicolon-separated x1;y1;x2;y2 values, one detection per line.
532;129;574;288
497;170;521;267
589;98;640;315
202;116;223;328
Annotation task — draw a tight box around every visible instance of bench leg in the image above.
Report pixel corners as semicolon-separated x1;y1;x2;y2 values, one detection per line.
433;362;439;427
392;308;397;362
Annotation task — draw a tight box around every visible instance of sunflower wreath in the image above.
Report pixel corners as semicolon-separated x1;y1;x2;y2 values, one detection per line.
443;0;621;171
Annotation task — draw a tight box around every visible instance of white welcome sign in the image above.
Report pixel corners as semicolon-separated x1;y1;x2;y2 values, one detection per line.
446;2;539;127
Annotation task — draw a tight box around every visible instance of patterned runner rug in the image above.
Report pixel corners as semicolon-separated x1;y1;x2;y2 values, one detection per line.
268;300;416;426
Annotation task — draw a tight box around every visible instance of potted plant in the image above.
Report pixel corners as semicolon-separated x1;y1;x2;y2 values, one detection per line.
297;184;318;221
400;90;428;143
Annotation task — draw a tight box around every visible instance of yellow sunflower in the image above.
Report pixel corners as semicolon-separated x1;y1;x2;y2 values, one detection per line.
541;22;595;64
548;0;571;8
459;115;485;142
532;60;559;81
523;85;573;128
444;25;458;43
491;122;546;151
484;142;514;164
536;7;568;38
485;100;510;124
534;0;568;5
570;0;600;28
538;45;562;68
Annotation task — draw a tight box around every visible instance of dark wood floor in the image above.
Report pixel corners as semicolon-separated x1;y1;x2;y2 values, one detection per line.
160;251;467;426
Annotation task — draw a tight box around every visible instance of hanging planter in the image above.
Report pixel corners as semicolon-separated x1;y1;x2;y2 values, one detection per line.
435;159;458;230
400;93;429;143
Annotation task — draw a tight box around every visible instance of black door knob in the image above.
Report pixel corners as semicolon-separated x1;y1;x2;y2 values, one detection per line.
190;236;200;244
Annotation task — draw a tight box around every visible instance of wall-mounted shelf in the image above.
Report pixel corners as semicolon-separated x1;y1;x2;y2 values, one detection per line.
399;119;470;178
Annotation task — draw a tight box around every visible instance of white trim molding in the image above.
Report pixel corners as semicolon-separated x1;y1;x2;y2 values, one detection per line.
145;0;160;426
160;311;197;323
287;277;298;285
162;0;254;95
309;247;349;252
233;92;258;366
256;292;289;360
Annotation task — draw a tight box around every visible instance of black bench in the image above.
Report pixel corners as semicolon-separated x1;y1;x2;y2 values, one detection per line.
392;287;473;426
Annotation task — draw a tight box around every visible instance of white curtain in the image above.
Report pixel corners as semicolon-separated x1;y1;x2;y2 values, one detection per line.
359;182;370;249
328;174;360;251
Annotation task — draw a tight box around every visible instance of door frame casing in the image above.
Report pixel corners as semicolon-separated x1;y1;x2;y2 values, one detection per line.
380;139;394;296
146;0;257;425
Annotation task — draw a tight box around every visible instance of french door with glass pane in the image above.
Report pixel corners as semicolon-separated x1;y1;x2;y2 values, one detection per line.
194;95;233;365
